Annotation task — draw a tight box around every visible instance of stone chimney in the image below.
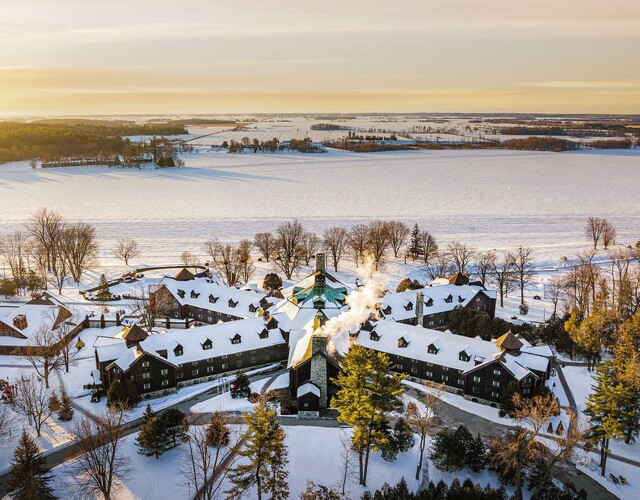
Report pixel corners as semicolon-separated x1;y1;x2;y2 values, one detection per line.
310;334;328;408
315;253;326;272
415;292;424;327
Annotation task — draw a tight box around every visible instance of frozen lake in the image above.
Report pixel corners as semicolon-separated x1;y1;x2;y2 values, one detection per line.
1;148;638;264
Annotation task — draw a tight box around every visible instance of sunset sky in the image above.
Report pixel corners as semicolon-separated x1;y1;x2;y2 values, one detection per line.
1;0;639;115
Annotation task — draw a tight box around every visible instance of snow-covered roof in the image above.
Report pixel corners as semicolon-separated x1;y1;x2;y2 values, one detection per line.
521;344;554;358
380;283;495;322
297;382;320;398
96;317;285;369
356;320;501;372
95;341;128;363
161;277;266;319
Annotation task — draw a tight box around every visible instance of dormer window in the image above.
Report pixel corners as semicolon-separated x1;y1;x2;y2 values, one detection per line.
370;331;380;342
425;298;433;307
314;299;325;310
259;328;269;339
228;299;238;308
173;344;184;357
249;304;256;313
209;295;219;304
427;343;439;355
459;351;470;362
202;338;213;350
404;301;413;311
383;305;392;315
177;289;185;299
190;290;200;299
397;337;408;348
231;333;242;345
458;295;464;303
444;294;453;304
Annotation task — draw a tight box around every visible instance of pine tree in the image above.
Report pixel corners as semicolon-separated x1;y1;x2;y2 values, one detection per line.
409;223;421;260
226;402;289;500
47;392;60;413
332;344;405;486
160;408;188;448
136;404;170;459
8;430;56;499
57;391;73;421
96;274;111;303
205;411;230;448
466;434;488;472
381;417;415;461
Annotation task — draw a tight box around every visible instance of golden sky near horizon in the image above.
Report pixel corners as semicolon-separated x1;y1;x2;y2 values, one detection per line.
1;0;639;115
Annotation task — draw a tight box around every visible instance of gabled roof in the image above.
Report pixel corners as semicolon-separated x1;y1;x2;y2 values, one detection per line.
297;382;320;398
449;273;470;286
121;324;148;343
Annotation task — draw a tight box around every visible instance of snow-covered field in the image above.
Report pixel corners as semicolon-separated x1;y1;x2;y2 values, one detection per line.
0;148;638;266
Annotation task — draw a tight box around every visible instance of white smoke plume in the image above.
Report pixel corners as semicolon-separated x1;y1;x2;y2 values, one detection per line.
322;257;383;356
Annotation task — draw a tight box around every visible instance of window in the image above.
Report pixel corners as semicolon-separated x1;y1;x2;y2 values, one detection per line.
259;329;269;339
174;346;183;357
425;371;433;378
207;366;214;373
425;362;433;367
162;380;169;386
143;383;150;390
370;332;380;342
472;387;480;394
492;381;500;388
441;375;449;382
459;352;470;362
130;375;135;381
192;369;199;376
404;302;413;311
203;342;212;350
491;391;499;398
523;388;531;395
142;361;149;368
445;295;453;303
231;335;242;345
427;344;438;355
411;367;418;374
112;367;120;374
143;373;151;379
177;371;183;379
425;298;433;307
493;369;501;376
457;379;464;386
442;366;448;371
473;376;481;383
161;369;168;376
221;363;228;370
395;363;403;370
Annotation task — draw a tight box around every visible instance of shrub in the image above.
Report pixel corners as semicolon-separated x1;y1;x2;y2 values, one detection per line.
107;379;140;408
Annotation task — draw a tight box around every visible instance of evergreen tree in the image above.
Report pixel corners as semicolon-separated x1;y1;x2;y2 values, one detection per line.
231;373;251;399
584;361;628;475
205;411;230;448
466;434;488;472
8;430;56;500
430;427;466;472
96;274;111;303
107;379;140;408
409;223;421;260
57;391;73;421
498;380;520;417
160;408;188;448
381;417;415;461
226;402;289;500
47;392;60;413
136;404;170;459
332;344;405;486
262;273;283;292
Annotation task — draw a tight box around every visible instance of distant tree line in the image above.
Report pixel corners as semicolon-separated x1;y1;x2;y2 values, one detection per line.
310;123;353;131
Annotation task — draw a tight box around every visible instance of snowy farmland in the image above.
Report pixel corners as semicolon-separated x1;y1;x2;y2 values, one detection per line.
0;147;639;266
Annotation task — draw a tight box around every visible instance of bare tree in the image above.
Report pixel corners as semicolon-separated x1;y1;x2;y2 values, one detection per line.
490;252;516;308
273;219;305;279
135;286;171;334
238;239;255;284
474;251;496;287
366;220;390;271
13;373;53;436
602;219;616;249
181;250;198;269
253;232;275;262
0;231;26;285
348;224;368;268
301;232;320;267
202;238;221;263
406;383;443;480
27;208;64;273
421;231;438;264
447;241;476;275
513;245;534;306
0;404;15;443
48;249;70;293
73;405;129;500
17;320;64;388
585;216;604;249
60;222;99;284
212;244;243;286
386;221;409;258
54;315;76;373
338;429;358;495
181;413;241;500
323;226;348;272
424;251;452;281
113;238;140;266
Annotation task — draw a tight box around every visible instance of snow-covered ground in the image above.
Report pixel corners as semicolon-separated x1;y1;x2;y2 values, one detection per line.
0;147;638;266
